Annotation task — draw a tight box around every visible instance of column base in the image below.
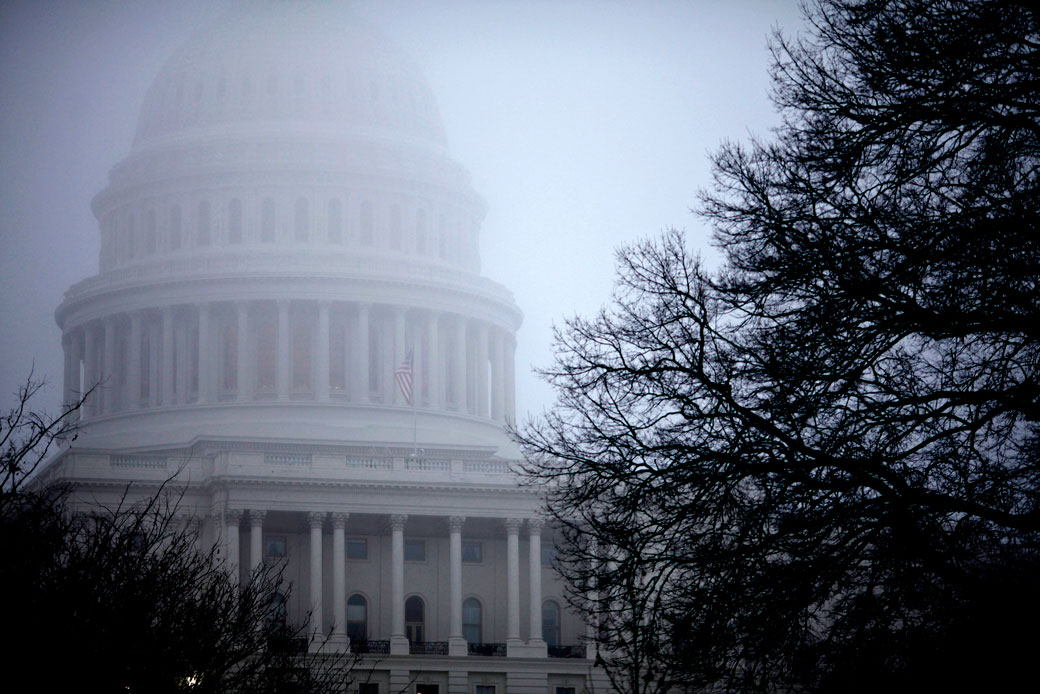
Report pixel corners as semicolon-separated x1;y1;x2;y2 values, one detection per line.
389;635;410;655
523;638;548;658
448;637;468;657
506;637;539;658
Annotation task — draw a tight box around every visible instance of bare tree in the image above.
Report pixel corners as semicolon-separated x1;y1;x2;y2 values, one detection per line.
518;1;1040;691
0;376;360;693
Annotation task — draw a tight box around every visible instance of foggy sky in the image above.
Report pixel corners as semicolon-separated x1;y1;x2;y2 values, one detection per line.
0;0;806;422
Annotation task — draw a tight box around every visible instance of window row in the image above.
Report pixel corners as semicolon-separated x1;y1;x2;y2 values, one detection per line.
102;197;475;266
262;592;564;646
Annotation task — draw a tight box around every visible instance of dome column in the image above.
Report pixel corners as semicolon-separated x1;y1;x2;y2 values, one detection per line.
83;324;98;417
427;312;440;408
393;307;407;405
476;323;489;418
148;317;161;406
236;302;250;401
103;315;117;414
316;301;330;401
128;310;143;410
355;304;370;403
491;327;505;422
197;303;212;403
277;300;290;400
453;317;466;412
161;307;175;406
505;334;517;425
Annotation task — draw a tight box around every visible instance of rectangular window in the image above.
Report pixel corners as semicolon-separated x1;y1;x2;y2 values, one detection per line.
265;536;287;558
475;687;495;694
404;538;425;561
347;538;368;560
555;688;576;694
541;542;556;566
462;540;483;563
359;684;378;694
415;686;438;694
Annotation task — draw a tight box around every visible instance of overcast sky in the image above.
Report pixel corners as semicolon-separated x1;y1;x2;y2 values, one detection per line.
0;0;806;421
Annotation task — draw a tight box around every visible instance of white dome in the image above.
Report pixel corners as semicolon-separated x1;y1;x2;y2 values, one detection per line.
134;2;447;149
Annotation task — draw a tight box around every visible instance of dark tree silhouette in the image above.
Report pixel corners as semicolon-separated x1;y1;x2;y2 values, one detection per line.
1;376;358;693
518;1;1040;691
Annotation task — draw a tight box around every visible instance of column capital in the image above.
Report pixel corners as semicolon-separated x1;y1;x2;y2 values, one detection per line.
447;515;466;533
307;511;326;529
389;513;408;531
504;517;523;534
528;517;545;534
249;509;266;527
331;512;350;529
224;508;243;525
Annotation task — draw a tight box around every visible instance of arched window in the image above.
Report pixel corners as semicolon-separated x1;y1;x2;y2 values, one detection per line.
294;197;309;242
347;594;367;642
360;201;373;246
261;197;276;242
228;198;243;244
405;595;425;643
462;597;482;644
169;204;182;250
197;200;211;247
327;199;342;243
543;600;561;646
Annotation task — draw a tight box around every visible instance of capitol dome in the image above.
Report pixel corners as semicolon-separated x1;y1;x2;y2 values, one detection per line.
55;1;522;455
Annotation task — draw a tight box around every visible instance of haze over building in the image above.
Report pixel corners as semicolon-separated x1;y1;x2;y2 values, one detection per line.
39;4;598;692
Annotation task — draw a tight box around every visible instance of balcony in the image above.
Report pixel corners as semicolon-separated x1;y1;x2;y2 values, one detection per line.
467;642;507;657
351;640;390;654
548;644;587;658
409;641;449;655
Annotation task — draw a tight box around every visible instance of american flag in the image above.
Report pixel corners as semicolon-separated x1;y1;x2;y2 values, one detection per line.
395;348;414;405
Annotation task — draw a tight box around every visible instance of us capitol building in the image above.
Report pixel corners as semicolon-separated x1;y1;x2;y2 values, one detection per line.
39;4;604;693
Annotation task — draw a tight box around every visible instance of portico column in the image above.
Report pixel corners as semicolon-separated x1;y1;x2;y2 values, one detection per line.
249;510;265;574
476;323;489;418
448;516;465;642
453;318;466;411
356;304;369;403
308;512;325;646
128;311;142;410
389;514;408;653
491;328;504;422
427;312;440;408
528;519;545;644
331;512;349;648
505;518;522;643
277;300;290;400
197;303;211;402
225;509;242;587
103;315;117;413
317;301;330;401
161;308;174;405
236;302;250;401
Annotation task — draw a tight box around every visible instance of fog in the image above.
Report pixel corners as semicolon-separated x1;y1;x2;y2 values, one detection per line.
0;0;805;420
